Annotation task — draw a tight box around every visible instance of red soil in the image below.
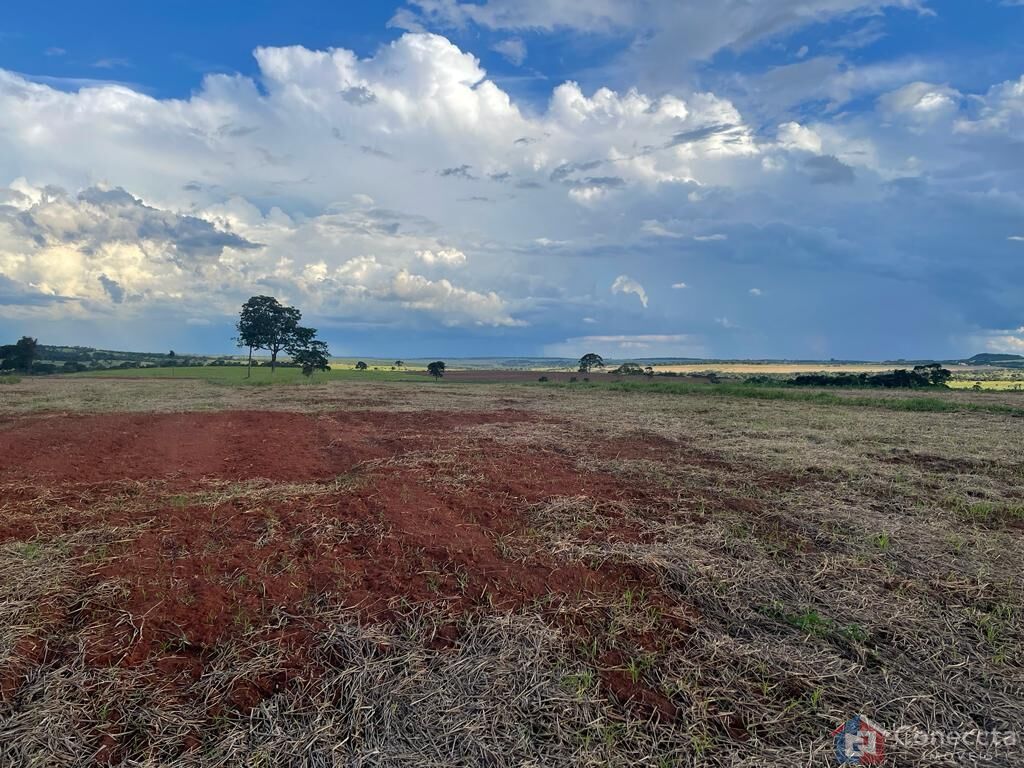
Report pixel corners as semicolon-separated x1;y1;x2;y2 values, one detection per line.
1;408;690;736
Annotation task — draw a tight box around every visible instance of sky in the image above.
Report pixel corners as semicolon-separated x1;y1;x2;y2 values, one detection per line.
0;1;1022;360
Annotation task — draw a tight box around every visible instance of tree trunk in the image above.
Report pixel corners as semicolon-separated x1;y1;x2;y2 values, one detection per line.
246;346;253;378
271;349;277;373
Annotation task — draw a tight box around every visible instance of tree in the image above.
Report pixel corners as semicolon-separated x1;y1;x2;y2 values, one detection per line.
578;353;604;373
285;326;330;377
355;361;368;370
0;337;39;373
236;296;301;376
612;362;644;375
427;361;446;379
394;360;404;368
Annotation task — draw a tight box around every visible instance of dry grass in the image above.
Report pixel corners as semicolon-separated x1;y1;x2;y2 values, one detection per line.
1;377;1022;765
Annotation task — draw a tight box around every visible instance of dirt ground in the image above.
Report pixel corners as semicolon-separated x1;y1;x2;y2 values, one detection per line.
0;377;1021;766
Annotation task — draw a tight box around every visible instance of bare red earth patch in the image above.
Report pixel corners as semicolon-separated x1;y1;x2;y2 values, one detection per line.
1;408;694;757
0;409;541;484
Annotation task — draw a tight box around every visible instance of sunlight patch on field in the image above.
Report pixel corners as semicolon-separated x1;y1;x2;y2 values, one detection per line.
947;379;1024;391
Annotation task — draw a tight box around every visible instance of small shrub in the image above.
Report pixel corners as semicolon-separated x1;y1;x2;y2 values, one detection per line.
538;375;549;382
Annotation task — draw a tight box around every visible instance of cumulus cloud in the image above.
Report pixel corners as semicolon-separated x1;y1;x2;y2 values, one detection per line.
984;328;1024;353
672;282;688;289
879;81;960;123
777;122;823;153
1;23;1022;357
416;247;467;265
0;182;259;311
954;75;1024;135
389;269;521;325
749;287;762;296
611;275;649;308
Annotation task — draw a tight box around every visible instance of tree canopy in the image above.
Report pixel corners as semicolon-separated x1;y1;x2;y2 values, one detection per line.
285;325;330;376
578;353;605;373
427;361;446;379
236;296;330;377
355;361;368;370
0;337;39;372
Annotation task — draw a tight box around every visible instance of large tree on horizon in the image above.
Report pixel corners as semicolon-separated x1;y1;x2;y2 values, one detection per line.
286;325;330;376
0;336;39;373
236;296;301;376
578;352;605;373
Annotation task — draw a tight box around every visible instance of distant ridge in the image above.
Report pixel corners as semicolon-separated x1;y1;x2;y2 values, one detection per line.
964;353;1024;364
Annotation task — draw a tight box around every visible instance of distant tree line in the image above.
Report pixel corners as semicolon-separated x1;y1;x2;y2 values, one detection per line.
751;364;954;389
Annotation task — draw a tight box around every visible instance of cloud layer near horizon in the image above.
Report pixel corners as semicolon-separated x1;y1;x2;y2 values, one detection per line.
1;12;1022;358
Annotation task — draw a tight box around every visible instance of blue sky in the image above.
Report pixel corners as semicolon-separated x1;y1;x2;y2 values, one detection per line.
1;0;1022;359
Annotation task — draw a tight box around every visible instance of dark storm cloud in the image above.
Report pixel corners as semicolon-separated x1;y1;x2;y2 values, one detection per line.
667;123;740;147
98;274;125;303
572;176;626;190
340;85;377;105
1;186;261;266
803;154;856;184
438;164;477;179
0;275;73;306
550;160;602;183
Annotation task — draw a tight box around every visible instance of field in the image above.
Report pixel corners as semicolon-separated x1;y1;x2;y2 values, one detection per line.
1;375;1022;766
948;379;1024;391
650;363;902;374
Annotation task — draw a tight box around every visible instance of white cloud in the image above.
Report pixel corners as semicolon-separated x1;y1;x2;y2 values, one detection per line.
954;75;1024;135
879;81;960;123
611;274;648;307
777;121;823;153
641;220;684;238
984;328;1024;353
0;32;765;335
749;287;762;296
416;247;467;265
389;269;521;325
1;24;1022;358
1010;236;1024;242
492;37;527;65
672;281;688;289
